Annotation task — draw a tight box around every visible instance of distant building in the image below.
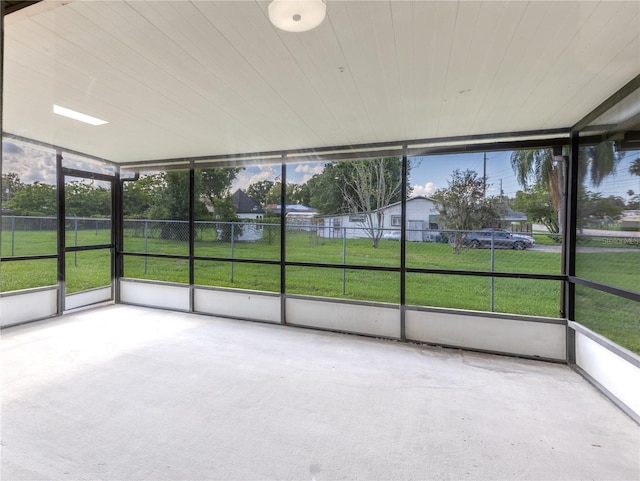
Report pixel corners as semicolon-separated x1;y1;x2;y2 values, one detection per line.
317;196;440;241
316;196;529;240
230;189;264;241
266;204;318;231
496;204;529;231
621;210;640;230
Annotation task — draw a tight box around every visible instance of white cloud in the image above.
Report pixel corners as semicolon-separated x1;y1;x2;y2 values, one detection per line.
232;165;280;191
3;141;57;185
412;182;437;197
299;174;314;184
294;164;324;175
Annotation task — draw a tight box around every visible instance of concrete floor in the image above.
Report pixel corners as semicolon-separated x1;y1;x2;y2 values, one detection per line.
1;305;638;480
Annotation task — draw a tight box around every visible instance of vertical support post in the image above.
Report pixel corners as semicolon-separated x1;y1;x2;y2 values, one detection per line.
11;216;15;256
490;231;495;312
230;223;235;283
400;147;408;341
0;1;4;252
56;152;65;314
113;168;122;303
143;220;148;274
565;132;580;363
189;162;195;312
280;157;287;325
74;218;78;267
342;227;347;295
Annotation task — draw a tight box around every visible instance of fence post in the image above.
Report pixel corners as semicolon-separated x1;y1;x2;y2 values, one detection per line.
11;216;15;256
74;218;78;267
490;230;495;311
342;227;347;295
231;223;235;283
144;220;148;274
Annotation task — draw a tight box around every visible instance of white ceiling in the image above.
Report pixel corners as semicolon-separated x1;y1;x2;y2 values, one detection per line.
3;0;640;163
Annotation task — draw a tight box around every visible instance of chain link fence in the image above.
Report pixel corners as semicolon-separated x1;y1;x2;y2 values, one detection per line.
4;215;638;306
1;215;58;256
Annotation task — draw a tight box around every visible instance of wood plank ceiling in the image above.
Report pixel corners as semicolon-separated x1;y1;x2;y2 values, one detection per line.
3;1;640;163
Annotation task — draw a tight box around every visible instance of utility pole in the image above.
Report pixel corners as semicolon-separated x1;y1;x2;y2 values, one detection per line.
483;152;487;198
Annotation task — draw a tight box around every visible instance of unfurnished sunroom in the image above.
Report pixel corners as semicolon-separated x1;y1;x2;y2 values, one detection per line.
1;1;639;477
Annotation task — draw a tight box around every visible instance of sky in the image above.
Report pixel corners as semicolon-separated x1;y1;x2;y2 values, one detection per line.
231;150;640;202
3;139;640;202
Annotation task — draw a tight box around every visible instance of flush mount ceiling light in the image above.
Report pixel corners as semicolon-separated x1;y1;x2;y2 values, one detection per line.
268;0;326;33
53;105;108;126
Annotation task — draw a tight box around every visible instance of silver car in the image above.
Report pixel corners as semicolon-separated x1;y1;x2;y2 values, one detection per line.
464;229;534;250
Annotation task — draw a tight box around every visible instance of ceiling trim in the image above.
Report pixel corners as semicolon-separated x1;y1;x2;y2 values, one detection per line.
2;1;42;16
573;74;640;132
5;127;571;170
118;128;571;171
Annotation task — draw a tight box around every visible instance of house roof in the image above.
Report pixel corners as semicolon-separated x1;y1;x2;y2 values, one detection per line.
3;1;639;164
499;204;528;222
317;196;436;218
266;204;317;216
231;189;264;214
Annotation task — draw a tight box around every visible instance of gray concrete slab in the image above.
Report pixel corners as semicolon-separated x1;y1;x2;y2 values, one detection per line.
1;304;639;480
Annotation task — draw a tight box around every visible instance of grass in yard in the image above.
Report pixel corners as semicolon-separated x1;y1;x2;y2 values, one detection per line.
194;261;280;292
65;250;111;293
0;258;57;291
576;251;639;292
575;286;640;354
124;256;189;284
286;266;400;303
1;229;57;257
3;228;638;354
406;242;561;274
406;274;561;318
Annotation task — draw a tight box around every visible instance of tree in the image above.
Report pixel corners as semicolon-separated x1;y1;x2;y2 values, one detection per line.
286;183;311;205
5;182;56;216
579;191;625;225
265;182;282;205
308;157;408;216
2;173;24;202
432;169;500;254
246;180;274;207
65;181;111;217
513;184;559;234
200;167;243;214
630;158;640;177
212;197;242;241
510;143;621;233
147;171;209;239
340;158;405;248
307;163;345;214
123;174;164;218
626;190;640;210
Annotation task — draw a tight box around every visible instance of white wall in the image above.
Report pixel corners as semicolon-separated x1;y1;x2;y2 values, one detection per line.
194;288;280;323
65;286;111;310
573;325;640;421
120;280;189;311
0;288;58;327
286;297;401;338
406;308;566;360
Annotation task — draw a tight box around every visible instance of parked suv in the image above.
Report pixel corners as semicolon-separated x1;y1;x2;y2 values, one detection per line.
464;229;534;250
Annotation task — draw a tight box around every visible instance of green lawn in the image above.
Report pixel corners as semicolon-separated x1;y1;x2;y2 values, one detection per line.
2;227;638;354
575;286;640;355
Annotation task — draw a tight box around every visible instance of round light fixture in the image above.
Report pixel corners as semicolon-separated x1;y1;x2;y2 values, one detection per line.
268;0;327;33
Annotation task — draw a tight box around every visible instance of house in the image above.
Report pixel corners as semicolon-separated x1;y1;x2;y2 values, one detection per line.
230;189;264;241
317;196;529;240
317;196;440;241
266;204;318;231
